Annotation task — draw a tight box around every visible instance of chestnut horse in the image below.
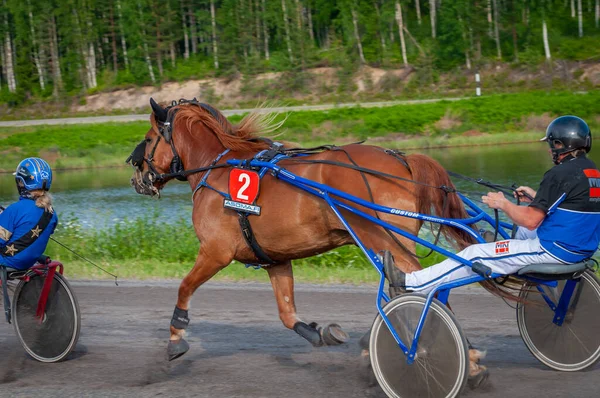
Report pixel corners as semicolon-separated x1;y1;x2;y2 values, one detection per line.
128;98;487;381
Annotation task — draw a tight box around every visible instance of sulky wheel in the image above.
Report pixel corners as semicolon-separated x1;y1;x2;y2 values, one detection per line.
12;272;81;363
369;294;469;398
517;270;600;371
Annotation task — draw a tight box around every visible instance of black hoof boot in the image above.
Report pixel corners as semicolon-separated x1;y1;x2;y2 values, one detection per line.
294;321;324;347
321;323;349;346
167;338;190;361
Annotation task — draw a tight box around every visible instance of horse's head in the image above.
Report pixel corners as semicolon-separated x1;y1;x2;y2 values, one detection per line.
127;98;185;197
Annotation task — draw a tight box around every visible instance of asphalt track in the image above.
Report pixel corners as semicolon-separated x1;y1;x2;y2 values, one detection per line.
0;281;598;397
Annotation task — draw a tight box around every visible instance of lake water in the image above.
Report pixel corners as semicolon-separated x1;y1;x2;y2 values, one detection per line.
0;142;594;229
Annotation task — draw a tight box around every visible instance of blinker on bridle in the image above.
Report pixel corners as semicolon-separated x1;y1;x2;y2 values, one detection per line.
126;101;186;183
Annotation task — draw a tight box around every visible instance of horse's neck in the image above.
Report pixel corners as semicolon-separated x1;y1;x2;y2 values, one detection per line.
178;128;228;192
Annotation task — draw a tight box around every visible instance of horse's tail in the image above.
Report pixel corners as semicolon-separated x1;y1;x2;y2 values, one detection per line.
405;153;475;250
405;153;524;303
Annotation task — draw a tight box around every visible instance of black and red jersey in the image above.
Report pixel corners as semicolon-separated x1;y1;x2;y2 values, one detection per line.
530;154;600;263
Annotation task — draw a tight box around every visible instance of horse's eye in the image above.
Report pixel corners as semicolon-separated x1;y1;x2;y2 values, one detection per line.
145;138;152;143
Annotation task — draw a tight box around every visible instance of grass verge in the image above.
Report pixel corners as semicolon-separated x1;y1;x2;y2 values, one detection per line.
0;91;598;172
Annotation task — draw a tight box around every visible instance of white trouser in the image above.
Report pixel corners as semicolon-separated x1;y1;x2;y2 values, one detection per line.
405;228;561;294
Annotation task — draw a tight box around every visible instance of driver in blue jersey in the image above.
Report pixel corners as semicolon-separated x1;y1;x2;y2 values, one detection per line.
0;158;58;271
384;115;600;296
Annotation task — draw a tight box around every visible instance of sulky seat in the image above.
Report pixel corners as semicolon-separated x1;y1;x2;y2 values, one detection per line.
517;260;594;281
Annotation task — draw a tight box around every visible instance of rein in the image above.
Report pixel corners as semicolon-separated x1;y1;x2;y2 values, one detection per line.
446;171;534;201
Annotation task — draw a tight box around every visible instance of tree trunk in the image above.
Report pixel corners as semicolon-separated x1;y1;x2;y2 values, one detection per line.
571;0;576;17
460;17;471;69
294;0;305;67
2;1;16;92
210;0;219;69
86;42;97;88
189;3;198;55
116;0;129;69
170;42;176;67
492;0;501;59
26;0;46;91
469;26;475;66
373;0;386;56
351;7;366;63
236;1;248;61
48;16;62;96
281;0;294;62
0;41;4;91
307;2;314;43
542;18;551;62
596;0;599;28
165;0;176;67
155;18;163;76
2;37;17;93
429;0;436;38
395;1;408;67
137;1;156;83
261;0;270;60
180;0;190;59
511;1;519;62
74;7;97;90
109;4;118;71
294;0;302;30
254;0;261;53
415;0;422;25
578;0;583;37
88;14;98;88
487;0;492;37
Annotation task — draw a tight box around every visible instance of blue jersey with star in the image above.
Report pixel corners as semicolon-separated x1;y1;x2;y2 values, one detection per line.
0;197;58;270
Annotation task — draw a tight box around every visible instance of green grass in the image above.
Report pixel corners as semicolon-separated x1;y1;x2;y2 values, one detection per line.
0;91;598;172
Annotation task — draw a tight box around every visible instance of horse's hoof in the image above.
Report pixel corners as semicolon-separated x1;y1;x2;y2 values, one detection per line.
167;339;190;361
467;367;490;390
321;323;349;345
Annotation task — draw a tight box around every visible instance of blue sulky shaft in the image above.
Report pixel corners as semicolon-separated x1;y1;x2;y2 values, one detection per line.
223;159;553;365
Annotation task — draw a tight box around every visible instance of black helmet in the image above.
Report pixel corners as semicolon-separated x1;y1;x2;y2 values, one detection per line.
541;115;591;164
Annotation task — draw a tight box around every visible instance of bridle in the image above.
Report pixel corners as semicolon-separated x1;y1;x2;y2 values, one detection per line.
127;98;224;184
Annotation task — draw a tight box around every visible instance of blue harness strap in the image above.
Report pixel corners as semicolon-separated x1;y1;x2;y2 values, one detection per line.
192;149;231;200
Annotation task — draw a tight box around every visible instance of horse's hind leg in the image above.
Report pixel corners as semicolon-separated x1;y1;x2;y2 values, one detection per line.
168;247;230;361
266;261;348;347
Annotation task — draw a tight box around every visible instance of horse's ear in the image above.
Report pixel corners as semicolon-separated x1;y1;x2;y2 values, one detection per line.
150;98;168;123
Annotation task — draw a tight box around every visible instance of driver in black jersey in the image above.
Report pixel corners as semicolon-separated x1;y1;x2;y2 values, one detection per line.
385;116;600;295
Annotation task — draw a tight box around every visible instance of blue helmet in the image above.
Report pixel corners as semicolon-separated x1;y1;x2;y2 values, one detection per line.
14;157;53;196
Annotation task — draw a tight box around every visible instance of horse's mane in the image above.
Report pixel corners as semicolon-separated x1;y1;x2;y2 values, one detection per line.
172;103;285;153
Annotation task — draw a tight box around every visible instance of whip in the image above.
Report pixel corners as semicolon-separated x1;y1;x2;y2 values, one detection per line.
49;237;119;286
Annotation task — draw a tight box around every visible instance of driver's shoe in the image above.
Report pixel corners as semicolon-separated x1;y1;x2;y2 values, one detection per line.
382;250;406;298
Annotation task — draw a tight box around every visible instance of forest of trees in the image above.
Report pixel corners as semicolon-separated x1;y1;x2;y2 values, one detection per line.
0;0;599;102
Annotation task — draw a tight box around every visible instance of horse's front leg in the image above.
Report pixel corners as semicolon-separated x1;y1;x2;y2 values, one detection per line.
168;247;230;361
266;261;348;347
